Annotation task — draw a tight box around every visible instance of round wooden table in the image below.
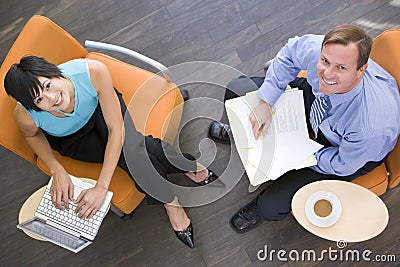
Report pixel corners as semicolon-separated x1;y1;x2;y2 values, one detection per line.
18;186;47;241
291;180;389;242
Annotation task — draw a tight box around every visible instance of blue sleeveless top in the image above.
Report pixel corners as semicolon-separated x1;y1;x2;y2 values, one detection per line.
20;59;98;137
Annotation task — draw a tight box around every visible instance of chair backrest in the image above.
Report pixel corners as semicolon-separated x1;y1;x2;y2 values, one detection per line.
369;29;400;187
86;52;183;143
0;15;183;163
0;15;185;214
0;15;88;164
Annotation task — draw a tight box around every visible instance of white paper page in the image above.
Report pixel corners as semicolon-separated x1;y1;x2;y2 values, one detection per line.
270;137;322;178
226;95;275;140
264;90;323;179
229;95;258;148
226;89;322;186
272;89;309;139
295;154;318;170
246;161;269;186
226;97;276;184
247;90;321;180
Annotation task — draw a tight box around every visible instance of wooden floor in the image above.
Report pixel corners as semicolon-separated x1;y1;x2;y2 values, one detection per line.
1;0;400;266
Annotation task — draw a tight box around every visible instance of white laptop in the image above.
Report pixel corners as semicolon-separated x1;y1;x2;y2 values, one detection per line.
17;175;113;253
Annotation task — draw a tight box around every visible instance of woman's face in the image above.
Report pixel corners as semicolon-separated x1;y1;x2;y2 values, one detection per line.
34;77;73;112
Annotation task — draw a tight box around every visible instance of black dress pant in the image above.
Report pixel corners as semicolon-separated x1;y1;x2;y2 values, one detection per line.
44;89;196;205
224;76;384;221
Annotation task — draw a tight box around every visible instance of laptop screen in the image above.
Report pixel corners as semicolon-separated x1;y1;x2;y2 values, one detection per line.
17;218;92;253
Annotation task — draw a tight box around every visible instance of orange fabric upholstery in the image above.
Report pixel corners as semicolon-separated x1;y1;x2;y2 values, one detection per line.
295;29;400;195
0;16;87;164
369;29;400;189
0;15;185;214
297;70;307;78
86;52;184;143
351;163;388;196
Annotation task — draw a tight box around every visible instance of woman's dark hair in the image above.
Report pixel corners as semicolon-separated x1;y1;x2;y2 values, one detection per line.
4;56;64;111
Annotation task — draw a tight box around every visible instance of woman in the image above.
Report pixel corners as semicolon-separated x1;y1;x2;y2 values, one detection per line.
4;55;219;248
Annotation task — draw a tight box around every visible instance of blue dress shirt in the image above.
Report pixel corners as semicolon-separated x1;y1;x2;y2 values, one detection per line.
257;34;400;176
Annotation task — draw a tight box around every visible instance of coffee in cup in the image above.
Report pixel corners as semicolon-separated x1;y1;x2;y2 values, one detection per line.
305;191;342;227
313;199;333;217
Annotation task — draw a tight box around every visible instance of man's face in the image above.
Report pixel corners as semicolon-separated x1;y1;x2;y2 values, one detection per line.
316;42;367;95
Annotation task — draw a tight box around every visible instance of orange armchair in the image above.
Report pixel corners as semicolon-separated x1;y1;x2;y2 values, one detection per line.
298;29;400;195
362;29;400;191
0;15;185;216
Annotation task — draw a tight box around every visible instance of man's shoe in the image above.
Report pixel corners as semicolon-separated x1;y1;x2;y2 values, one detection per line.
230;198;262;233
208;121;231;144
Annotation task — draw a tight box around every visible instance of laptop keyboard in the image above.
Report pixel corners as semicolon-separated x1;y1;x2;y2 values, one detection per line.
36;188;105;238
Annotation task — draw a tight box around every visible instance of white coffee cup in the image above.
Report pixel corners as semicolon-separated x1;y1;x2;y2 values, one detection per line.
305;191;342;227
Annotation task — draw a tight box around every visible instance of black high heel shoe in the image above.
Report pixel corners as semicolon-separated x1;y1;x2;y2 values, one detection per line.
174;222;194;248
194;169;225;188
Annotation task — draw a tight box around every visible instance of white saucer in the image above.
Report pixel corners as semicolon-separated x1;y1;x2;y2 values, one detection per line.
305;191;342;227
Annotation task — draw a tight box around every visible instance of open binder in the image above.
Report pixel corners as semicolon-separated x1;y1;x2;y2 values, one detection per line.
226;89;323;186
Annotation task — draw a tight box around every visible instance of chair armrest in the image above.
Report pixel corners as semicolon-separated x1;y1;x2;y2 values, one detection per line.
85;40;172;82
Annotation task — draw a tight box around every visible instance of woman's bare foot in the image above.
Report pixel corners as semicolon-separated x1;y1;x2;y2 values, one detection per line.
164;197;190;231
184;162;209;183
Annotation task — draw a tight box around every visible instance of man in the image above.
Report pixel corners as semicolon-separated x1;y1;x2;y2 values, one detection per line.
209;25;400;233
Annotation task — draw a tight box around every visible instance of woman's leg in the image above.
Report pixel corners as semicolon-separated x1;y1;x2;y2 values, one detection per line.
144;136;197;175
91;89;195;245
144;136;210;183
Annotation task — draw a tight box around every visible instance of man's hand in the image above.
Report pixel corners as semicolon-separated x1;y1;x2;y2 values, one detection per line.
75;185;108;219
249;100;273;140
50;168;74;210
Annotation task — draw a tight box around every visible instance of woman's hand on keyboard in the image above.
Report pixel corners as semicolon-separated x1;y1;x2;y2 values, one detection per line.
50;168;74;211
74;185;108;219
